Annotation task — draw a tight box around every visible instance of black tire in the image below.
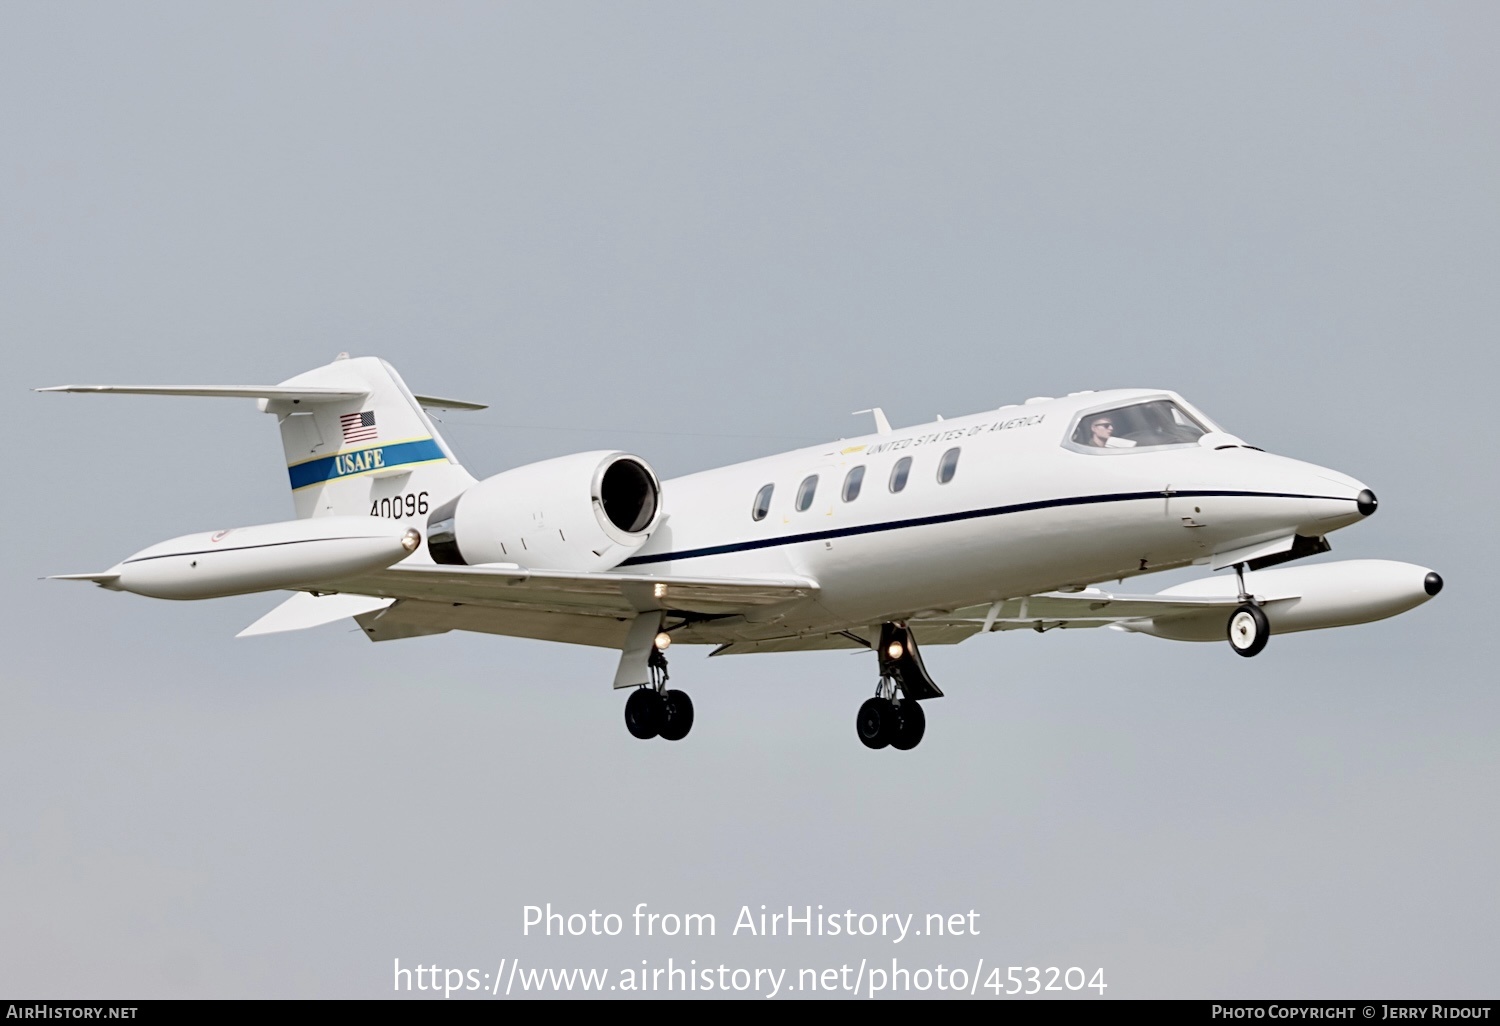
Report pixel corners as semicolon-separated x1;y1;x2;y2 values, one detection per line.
658;690;695;741
856;697;895;749
889;700;926;751
624;688;665;739
1227;603;1270;658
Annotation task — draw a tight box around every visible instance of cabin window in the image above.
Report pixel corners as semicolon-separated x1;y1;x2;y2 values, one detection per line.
1069;399;1209;451
889;457;912;493
842;465;865;502
795;474;819;512
937;447;960;483
751;483;774;521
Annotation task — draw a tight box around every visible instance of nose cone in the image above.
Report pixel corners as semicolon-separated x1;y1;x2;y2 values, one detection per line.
1357;489;1378;517
1293;463;1376;531
1424;571;1443;596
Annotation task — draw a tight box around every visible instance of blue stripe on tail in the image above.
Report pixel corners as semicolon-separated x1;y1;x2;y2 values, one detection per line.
288;438;447;491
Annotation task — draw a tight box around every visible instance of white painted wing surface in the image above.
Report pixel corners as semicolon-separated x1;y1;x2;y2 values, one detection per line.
324;564;818;614
287;564;821;648
238;592;395;637
706;589;1252;655
911;589;1249;638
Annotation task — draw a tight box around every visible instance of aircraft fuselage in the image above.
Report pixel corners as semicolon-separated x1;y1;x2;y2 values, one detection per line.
625;389;1369;630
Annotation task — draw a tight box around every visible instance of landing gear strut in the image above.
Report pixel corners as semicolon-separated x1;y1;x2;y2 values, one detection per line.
623;634;694;741
856;622;940;751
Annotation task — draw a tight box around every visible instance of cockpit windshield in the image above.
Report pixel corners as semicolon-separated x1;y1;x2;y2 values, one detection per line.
1069;399;1208;451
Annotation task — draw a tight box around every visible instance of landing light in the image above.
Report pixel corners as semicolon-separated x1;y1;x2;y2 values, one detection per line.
886;641;904;660
401;528;421;553
654;632;672;651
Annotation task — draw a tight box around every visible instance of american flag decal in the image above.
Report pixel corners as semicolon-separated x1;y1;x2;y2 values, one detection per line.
340;410;377;443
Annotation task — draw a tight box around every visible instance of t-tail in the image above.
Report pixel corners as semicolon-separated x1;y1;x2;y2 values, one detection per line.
37;353;482;520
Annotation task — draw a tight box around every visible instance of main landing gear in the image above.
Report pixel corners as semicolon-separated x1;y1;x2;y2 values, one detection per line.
856;622;943;751
623;637;695;741
857;689;926;751
1227;562;1270;658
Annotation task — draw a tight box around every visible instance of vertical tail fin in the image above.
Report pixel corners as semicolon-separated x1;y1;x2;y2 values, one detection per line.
38;354;482;522
270;355;478;519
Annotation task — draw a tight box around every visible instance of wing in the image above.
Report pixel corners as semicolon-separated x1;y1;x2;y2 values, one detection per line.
707;623;980;655
707;588;1252;655
907;589;1248;640
244;563;820;647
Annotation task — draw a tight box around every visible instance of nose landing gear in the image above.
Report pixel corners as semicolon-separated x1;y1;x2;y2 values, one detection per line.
1227;562;1271;658
1228;603;1270;657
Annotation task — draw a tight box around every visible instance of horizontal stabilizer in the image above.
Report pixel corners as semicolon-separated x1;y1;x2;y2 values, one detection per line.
413;393;488;411
238;591;395;637
36;385;368;403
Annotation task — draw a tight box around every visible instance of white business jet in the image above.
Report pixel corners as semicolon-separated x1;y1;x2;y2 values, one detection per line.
40;355;1441;750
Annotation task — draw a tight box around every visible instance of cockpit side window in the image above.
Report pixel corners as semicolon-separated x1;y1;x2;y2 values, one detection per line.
1069;399;1208;452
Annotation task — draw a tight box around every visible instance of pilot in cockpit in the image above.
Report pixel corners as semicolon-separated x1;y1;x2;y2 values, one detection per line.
1085;414;1136;448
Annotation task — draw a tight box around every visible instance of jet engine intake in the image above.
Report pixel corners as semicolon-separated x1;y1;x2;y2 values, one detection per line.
427;450;661;571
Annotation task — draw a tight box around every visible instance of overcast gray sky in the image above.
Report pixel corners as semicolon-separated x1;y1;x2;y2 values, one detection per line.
3;1;1496;999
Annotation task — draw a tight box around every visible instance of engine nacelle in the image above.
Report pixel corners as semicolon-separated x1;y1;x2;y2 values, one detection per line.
426;451;662;571
1123;559;1442;642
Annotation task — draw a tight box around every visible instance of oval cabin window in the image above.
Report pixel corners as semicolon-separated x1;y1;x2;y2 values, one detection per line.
751;483;774;521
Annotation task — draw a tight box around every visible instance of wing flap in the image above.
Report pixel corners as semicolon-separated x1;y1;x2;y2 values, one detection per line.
909;589;1256;636
316;563;818;618
355;599;627;647
238;592;394;637
706;621;985;655
710;632;870;656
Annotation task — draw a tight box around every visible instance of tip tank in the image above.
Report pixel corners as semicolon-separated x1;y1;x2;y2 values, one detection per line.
1124;559;1441;642
96;516;420;600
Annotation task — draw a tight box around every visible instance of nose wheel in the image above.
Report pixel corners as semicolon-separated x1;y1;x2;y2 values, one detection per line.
1227;563;1271;658
1228;603;1270;657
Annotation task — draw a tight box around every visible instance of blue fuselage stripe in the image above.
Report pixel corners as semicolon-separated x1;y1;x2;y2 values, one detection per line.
618;489;1350;567
287;438;446;491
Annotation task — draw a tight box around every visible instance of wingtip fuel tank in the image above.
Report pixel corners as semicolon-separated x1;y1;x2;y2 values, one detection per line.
69;517;420;600
1123;559;1441;643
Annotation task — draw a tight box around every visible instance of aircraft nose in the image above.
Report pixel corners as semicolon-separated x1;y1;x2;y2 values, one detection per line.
1295;464;1374;530
1357;489;1378;517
